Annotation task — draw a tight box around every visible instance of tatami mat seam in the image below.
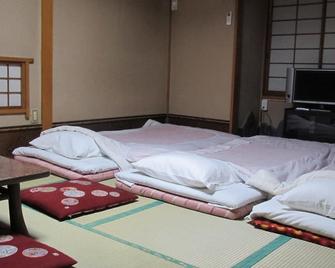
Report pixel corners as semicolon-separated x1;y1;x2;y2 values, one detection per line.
232;235;292;268
67;220;197;268
83;200;164;228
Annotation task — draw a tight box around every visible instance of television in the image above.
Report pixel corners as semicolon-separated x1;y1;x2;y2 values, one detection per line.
291;69;335;109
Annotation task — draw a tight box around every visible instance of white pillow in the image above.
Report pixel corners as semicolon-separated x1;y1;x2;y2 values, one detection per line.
30;131;102;159
132;151;241;191
278;179;335;219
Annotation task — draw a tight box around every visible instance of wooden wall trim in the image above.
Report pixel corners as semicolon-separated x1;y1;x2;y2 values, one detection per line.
166;1;173;114
229;0;240;134
167;114;230;132
53;114;167;131
41;0;53;130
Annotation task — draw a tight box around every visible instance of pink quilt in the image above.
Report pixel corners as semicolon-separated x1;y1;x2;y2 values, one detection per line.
14;155;117;182
116;181;258;219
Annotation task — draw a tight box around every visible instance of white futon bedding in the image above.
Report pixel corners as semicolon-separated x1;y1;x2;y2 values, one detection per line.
13;147;118;174
101;123;239;162
194;135;331;183
13;122;239;173
116;170;266;209
250;196;335;240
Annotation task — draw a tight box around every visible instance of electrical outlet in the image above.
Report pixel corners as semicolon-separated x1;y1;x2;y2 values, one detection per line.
261;99;268;111
171;0;178;11
31;109;39;124
226;11;232;25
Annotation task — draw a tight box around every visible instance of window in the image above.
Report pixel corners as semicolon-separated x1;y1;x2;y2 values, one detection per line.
264;0;335;97
0;57;33;118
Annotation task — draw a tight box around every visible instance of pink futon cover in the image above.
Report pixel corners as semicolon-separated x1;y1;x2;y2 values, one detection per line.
116;181;257;219
15;155;117;182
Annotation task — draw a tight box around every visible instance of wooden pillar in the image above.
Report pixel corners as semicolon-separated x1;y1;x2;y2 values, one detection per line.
41;0;53;130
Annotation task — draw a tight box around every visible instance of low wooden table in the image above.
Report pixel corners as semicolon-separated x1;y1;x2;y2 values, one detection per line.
0;156;49;235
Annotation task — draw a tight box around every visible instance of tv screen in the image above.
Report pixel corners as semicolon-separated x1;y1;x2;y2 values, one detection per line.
293;69;335;106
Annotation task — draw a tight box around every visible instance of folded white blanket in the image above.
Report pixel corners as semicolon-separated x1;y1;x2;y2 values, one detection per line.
42;126;131;170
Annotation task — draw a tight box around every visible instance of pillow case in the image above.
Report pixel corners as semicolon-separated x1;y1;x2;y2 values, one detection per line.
30;131;101;159
278;179;335;219
132;151;241;191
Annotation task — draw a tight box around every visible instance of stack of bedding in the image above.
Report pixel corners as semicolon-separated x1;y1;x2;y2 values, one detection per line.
13;121;238;180
12;120;335;222
116;135;332;219
249;170;335;248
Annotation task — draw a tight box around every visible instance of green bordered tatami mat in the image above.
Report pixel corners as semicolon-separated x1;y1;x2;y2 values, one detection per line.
0;175;333;267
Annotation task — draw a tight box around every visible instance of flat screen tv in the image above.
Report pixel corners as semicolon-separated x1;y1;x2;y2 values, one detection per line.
293;69;335;108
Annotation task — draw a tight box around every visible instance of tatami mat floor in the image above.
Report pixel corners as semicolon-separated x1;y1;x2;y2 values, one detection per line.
0;175;334;268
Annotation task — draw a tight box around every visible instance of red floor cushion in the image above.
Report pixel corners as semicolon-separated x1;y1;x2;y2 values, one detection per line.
0;233;76;268
249;218;335;249
21;179;137;220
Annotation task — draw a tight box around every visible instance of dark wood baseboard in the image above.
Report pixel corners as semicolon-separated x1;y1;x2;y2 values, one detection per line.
53;114;167;132
0;125;43;157
166;114;230;132
0;113;231;157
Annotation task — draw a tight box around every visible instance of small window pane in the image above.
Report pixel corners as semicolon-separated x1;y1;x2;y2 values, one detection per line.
325;18;335;33
270;50;294;63
324;34;335;48
326;2;335;17
268;78;286;92
272;21;296;34
8;65;21;78
295;50;320;63
273;0;297;6
0;65;7;78
9;94;21;106
8;80;21;92
0;94;8;107
300;0;322;3
269;64;293;77
297;20;322;33
0;80;7;92
323;49;335;63
296;35;320;48
294;64;319;68
271;36;295;49
298;4;323;19
273;6;297;20
322;64;335;69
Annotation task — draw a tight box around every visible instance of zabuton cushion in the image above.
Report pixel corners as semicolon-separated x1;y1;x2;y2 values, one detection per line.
0;233;77;268
21;179;137;220
249;218;335;249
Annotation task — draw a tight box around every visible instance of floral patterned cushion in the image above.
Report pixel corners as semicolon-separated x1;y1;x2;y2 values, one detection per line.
249;218;335;249
21;179;137;220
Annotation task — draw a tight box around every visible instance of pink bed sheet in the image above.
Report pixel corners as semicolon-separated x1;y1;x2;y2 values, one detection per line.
116;181;258;219
14;155;117;182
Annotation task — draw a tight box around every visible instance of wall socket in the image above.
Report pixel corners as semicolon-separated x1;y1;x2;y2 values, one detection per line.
171;0;178;11
261;99;268;111
31;109;39;124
